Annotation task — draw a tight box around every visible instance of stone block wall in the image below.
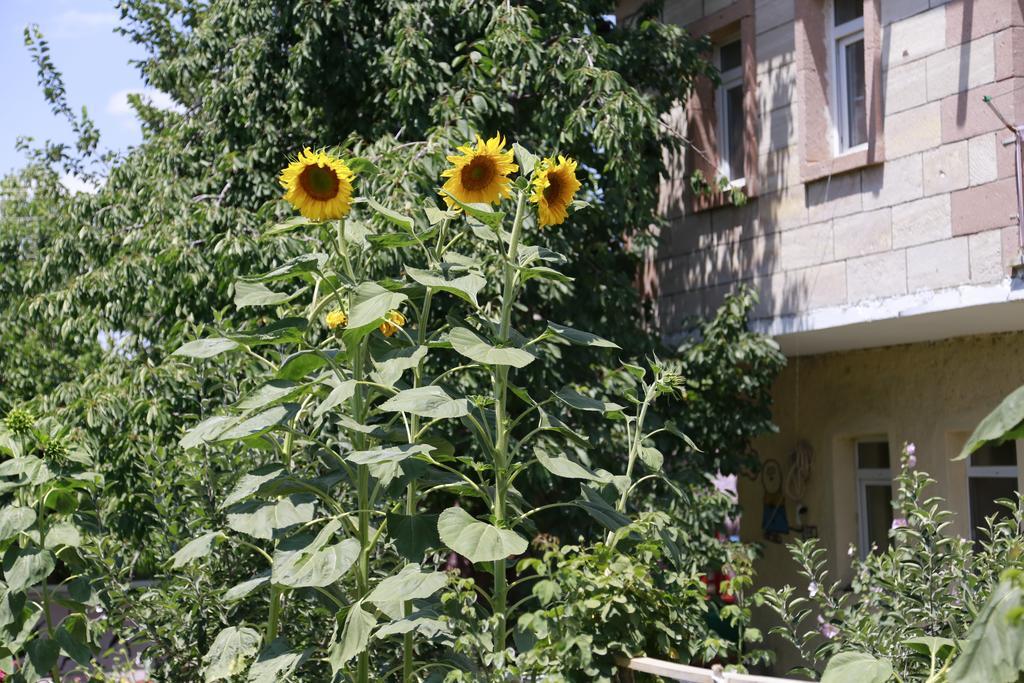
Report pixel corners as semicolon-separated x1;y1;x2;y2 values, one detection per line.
638;0;1024;339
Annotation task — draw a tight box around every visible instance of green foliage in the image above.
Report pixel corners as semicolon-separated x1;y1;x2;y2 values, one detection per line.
0;409;105;682
761;444;1024;682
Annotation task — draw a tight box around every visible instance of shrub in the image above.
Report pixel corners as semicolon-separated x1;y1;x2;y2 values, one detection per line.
761;443;1024;682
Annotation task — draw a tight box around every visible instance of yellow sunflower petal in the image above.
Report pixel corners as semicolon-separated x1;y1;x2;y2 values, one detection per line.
530;155;582;228
439;133;519;206
279;148;356;221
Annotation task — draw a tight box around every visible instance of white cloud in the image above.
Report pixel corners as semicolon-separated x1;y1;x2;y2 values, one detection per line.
60;172;100;194
106;88;183;125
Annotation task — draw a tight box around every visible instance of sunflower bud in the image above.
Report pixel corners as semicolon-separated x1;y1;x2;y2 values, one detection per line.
325;309;348;330
4;409;35;436
379;310;406;337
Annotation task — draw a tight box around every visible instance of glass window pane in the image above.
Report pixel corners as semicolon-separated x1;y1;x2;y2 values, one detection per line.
971;442;1017;468
970;476;1019;540
726;85;745;179
845;38;867;148
719;40;742;73
857;441;889;469
835;0;864;26
865;484;893;553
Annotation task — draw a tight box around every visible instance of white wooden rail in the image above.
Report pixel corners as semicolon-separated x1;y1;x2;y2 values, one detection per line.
623;657;808;683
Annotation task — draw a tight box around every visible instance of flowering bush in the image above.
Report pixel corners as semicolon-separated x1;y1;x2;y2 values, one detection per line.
761;444;1024;682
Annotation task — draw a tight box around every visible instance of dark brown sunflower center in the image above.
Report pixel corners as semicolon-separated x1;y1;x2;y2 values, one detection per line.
460;156;497;191
298;164;341;201
543;171;565;204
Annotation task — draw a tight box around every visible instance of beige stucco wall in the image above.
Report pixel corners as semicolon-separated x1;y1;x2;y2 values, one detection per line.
744;330;1024;672
642;0;1024;333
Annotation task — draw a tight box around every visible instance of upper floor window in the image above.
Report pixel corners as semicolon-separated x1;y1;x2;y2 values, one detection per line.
716;38;745;185
831;0;867;152
968;441;1019;541
856;439;892;557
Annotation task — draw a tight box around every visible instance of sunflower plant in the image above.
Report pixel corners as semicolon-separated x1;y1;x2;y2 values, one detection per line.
168;133;697;682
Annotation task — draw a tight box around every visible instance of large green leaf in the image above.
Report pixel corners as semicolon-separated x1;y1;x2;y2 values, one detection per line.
224;573;270;603
169;531;224;569
55;622;93;666
535;450;610;483
346;443;434;466
44;522;83;549
948;579;1024;683
361;197;414;230
405;265;486;307
379;386;471;418
234;281;296;308
236;381;306;412
329;602;377;671
173;337;239;359
227;318;307;347
372;346;428;388
956;385;1024;460
216;404;299;442
24;638;60;682
221;465;287;508
203;626;262;683
439;191;505;227
241;253;327;283
345;282;408;332
4;547;55;592
448;327;535;368
278;349;337;380
272;520;360;588
247;639;308;683
180;415;237;449
576;486;630;531
386;512;440;562
314;378;357;418
225;495;316;540
821;652;894;683
437;507;527;563
375;609;446;639
366;563;448;605
0;507;35;542
555;388;624;413
545;322;620;349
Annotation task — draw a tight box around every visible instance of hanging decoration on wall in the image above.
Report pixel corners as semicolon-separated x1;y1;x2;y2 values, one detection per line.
761;458;789;542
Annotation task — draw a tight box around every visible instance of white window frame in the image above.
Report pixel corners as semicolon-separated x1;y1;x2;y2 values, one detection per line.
714;37;746;188
967;443;1020;538
855;439;892;559
828;0;867;155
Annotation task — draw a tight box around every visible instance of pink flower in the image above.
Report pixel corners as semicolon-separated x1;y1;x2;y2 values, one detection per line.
892;517;908;529
817;615;839;639
808;581;819;597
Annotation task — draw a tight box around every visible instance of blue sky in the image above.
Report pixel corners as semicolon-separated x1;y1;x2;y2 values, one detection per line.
0;0;151;179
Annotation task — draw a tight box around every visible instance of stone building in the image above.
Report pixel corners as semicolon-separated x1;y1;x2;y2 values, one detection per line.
618;0;1024;670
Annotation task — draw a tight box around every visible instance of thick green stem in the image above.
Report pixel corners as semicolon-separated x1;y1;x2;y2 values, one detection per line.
401;289;432;683
352;339;371;683
491;191;529;657
37;491;61;683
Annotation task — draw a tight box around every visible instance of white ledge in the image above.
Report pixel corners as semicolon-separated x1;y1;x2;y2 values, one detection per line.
750;279;1024;356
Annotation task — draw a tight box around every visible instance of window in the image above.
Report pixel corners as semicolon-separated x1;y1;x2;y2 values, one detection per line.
716;38;745;185
831;0;867;152
856;439;892;557
968;442;1019;541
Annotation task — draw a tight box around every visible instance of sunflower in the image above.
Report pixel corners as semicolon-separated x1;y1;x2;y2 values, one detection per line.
440;134;518;206
379;310;406;337
530;156;582;228
325;309;348;330
279;148;355;221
